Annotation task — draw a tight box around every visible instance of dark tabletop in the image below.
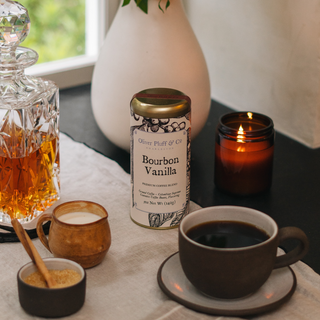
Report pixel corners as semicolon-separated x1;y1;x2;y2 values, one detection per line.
60;84;320;275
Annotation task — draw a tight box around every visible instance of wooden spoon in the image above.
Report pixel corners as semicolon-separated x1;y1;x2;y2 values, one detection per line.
11;218;57;288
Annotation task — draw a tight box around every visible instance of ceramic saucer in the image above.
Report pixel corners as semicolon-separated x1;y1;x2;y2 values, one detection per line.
157;252;297;317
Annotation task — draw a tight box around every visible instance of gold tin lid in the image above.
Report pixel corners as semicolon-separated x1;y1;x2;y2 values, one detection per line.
131;88;191;119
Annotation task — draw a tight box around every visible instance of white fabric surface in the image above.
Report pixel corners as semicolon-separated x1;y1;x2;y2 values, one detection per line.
1;133;320;319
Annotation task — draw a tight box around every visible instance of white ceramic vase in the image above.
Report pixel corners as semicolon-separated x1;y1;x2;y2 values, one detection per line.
91;0;211;151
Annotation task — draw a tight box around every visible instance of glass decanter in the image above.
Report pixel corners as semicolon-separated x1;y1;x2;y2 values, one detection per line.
0;1;60;223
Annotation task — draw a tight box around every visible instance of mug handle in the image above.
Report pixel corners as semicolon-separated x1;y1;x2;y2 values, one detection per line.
36;213;53;253
274;226;309;269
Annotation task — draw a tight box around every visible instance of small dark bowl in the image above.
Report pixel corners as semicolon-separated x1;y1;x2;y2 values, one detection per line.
18;258;86;318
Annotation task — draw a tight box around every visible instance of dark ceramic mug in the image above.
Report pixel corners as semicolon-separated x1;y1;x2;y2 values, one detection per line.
179;206;309;299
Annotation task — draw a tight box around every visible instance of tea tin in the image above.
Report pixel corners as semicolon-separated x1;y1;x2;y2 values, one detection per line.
130;88;191;229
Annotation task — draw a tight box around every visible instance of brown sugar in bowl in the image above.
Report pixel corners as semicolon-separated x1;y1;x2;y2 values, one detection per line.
18;258;86;318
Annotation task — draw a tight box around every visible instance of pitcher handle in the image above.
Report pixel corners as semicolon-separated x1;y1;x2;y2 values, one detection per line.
36;213;53;253
274;226;309;269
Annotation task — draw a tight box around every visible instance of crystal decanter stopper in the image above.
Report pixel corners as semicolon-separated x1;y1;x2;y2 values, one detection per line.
0;0;60;223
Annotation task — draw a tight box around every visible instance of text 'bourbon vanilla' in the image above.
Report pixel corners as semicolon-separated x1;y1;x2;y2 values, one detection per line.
130;88;191;229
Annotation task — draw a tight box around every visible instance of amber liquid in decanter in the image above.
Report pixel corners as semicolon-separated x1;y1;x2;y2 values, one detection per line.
0;135;59;219
0;1;60;223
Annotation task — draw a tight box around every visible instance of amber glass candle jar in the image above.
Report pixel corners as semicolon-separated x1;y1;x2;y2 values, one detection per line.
214;112;274;196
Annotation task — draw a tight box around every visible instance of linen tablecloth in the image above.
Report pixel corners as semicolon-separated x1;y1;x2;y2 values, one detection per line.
1;133;320;320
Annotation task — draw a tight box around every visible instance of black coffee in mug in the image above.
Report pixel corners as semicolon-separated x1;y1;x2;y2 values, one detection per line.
179;206;309;299
186;221;269;248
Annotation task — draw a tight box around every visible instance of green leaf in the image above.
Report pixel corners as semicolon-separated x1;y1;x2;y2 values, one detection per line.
122;0;131;7
135;0;148;14
158;0;164;13
122;0;170;14
158;0;170;13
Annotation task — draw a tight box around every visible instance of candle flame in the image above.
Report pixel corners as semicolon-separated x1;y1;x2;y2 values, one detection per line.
247;112;253;120
237;124;246;151
238;124;244;134
237;124;245;143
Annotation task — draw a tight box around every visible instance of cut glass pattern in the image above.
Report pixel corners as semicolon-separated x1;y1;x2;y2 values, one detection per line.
0;1;60;223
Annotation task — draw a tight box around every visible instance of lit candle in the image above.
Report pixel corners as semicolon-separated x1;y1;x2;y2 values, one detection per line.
214;112;275;195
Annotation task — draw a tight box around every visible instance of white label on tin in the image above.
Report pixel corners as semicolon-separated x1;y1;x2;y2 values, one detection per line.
133;129;187;214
